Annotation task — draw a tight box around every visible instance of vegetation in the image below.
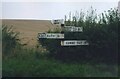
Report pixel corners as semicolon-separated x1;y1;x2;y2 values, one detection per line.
2;7;119;77
39;8;119;64
3;54;118;77
2;25;20;55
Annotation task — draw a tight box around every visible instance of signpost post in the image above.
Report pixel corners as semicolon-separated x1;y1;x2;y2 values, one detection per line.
61;40;89;46
51;19;64;25
63;26;83;32
38;19;89;46
38;33;64;39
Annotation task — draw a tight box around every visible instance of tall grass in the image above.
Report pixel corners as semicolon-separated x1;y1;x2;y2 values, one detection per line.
3;55;118;77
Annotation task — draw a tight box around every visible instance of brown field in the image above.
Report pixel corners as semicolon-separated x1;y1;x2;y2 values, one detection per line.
2;19;60;47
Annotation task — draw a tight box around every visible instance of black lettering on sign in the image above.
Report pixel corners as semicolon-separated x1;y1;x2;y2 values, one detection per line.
39;33;46;38
71;42;75;44
77;41;82;44
57;35;60;37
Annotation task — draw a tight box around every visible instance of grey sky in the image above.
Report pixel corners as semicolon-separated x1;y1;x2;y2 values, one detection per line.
119;1;120;12
2;0;119;2
2;2;119;20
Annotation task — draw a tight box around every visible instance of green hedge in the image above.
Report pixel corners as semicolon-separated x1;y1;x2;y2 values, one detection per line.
38;8;119;64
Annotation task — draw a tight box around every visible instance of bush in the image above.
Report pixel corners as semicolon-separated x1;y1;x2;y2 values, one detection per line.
38;8;119;64
2;25;20;55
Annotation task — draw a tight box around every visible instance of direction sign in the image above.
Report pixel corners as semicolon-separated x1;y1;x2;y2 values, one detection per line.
61;40;89;46
51;19;64;25
63;26;83;32
38;33;64;39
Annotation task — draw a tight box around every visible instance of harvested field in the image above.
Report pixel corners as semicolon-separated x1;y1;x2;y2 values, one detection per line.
2;19;60;47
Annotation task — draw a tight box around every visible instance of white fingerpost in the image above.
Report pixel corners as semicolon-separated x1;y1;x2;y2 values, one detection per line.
38;33;64;39
64;26;83;32
61;40;89;46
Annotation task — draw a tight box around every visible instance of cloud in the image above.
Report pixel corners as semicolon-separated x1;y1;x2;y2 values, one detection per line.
2;0;120;2
2;2;118;20
118;1;120;12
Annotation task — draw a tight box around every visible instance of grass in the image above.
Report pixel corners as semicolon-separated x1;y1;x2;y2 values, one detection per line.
2;47;118;77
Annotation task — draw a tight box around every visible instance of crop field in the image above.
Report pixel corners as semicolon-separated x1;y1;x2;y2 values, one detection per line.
2;19;58;47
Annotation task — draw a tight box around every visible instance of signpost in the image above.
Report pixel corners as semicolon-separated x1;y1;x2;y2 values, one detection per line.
63;26;83;32
38;33;64;39
61;40;89;46
38;19;89;46
51;19;64;25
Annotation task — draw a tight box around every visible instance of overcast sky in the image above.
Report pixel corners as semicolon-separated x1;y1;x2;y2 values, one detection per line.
2;0;120;20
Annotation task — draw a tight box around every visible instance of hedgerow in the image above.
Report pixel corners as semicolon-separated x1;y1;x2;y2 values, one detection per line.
39;8;119;64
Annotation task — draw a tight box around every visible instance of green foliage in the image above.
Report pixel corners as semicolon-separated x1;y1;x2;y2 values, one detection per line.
2;41;117;77
2;25;20;55
2;20;117;77
2;7;119;77
3;51;117;77
39;8;119;64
